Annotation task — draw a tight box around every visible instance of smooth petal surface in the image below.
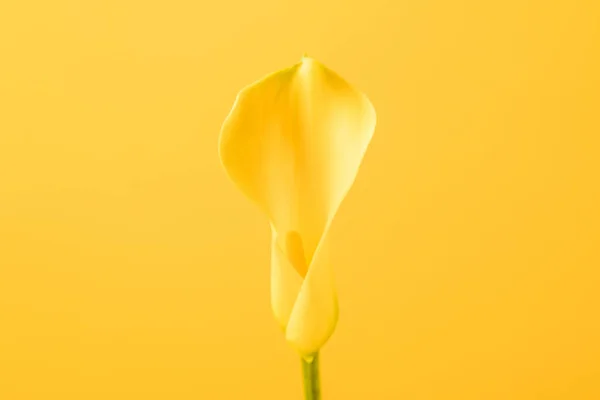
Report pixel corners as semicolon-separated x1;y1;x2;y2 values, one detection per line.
219;56;376;355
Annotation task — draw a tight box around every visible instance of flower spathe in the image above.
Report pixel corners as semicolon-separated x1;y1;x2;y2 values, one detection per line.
219;56;376;356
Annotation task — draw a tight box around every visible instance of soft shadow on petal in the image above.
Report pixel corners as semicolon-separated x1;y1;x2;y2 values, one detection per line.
285;237;338;355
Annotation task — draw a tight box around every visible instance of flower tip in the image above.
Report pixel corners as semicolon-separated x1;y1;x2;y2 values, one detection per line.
299;54;314;75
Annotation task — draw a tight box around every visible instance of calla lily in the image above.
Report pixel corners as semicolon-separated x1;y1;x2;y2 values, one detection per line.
219;56;376;358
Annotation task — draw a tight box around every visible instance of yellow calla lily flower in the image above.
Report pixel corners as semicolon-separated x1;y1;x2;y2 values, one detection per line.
219;56;376;357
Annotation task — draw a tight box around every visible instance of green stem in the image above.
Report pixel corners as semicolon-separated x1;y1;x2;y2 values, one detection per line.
301;352;321;400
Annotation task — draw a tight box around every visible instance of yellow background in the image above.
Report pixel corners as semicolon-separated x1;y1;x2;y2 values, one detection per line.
1;0;599;398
